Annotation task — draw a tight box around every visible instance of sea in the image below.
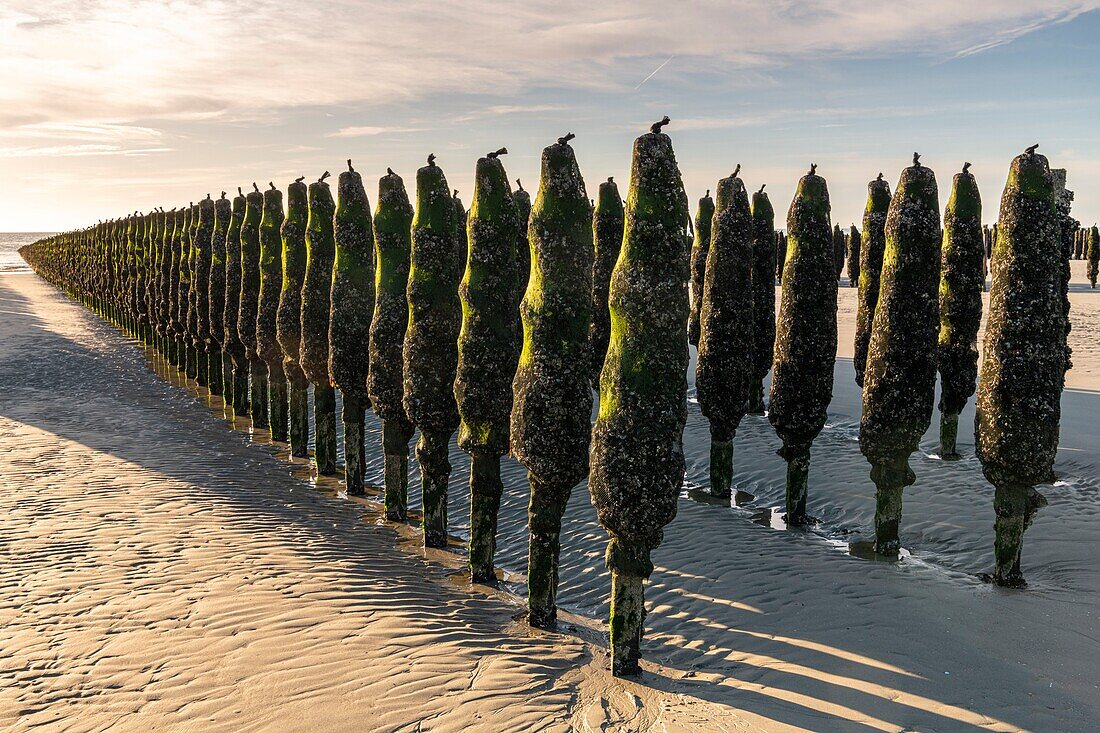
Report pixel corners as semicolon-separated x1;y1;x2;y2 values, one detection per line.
0;233;53;274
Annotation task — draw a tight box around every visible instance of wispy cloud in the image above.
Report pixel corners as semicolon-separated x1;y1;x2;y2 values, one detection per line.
453;105;566;123
16;16;65;30
8;121;163;142
328;126;420;138
0;144;172;158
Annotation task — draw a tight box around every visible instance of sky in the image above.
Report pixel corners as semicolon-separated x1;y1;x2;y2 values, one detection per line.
1;1;1099;231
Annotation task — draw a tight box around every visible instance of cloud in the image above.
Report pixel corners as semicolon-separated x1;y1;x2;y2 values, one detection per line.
0;144;172;158
8;121;163;142
1;0;1094;128
328;126;420;138
453;105;567;123
15;17;65;30
0;119;169;157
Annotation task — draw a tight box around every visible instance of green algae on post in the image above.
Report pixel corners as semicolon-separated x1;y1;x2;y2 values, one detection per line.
455;146;522;583
589;176;624;387
696;168;753;499
301;172;338;475
748;184;775;415
768;164;837;526
259;183;288;441
854;173;892;388
511;134;593;627
687;189;715;347
937;162;983;460
277;176;310;458
859;154;941;556
403;154;463;547
369;168;415;520
589;117;690;677
976;145;1063;588
329;160;376;496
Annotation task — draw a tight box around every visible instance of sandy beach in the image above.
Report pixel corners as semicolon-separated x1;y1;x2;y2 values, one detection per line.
2;267;1099;732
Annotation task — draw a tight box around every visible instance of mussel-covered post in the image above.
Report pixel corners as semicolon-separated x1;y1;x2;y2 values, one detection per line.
859;154;941;556
301;172;338;475
369;169;415;519
224;190;250;418
748;184;775;414
455;147;521;582
131;212;146;341
169;210;186;369
696;169;753;498
768;164;837;525
513;178;532;307
403;154;464;547
258;183;288;441
854;174;892;388
832;223;846;281
158;209;177;360
278;177;311;457
846;225;861;288
1088;225;1099;288
511;134;593;626
178;206;195;377
144;211;161;350
775;231;788;283
937;163;983;460
589;177;624;387
976;145;1064;588
194;196;216;394
589;117;690;676
453;189;468;265
329;160;375;496
186;204;202;382
1052;169;1074;381
687;190;715;346
209;194;230;402
239;184;268;428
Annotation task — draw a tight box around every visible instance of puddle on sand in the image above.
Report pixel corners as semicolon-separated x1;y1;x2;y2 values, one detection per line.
847;539;913;562
749;507;917;564
445;566;521;588
750;506;820;531
685;487;756;507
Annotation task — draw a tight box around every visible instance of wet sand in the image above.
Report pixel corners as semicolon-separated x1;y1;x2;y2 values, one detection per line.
2;268;1098;731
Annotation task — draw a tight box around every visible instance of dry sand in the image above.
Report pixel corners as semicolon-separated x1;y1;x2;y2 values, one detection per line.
1;265;1098;732
836;259;1100;392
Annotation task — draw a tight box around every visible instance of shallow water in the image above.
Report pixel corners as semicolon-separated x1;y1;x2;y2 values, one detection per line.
0;233;50;274
161;331;1100;615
